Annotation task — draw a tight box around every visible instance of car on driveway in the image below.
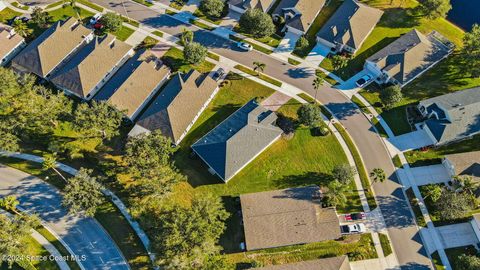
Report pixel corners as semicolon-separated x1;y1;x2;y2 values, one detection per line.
237;42;253;51
90;13;103;25
341;223;366;234
212;68;225;81
340;212;366;222
355;74;373;88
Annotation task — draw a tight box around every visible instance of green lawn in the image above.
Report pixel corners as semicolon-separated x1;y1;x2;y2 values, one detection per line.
45;0;64;9
161;47;215;73
0;235;60;270
0;7;21;23
234;64;283;87
189;18;214;31
36;227;82;270
405;187;426;227
193;8;222;25
76;0;104;11
11;2;30;10
48;6;94;22
404;134;480;167
233;25;283;48
379;233;392;256
226;234;377;267
112;26;135;41
431;251;446;270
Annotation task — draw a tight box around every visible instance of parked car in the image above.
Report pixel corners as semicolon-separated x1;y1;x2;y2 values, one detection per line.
237;42;253;51
355;74;373;88
90;13;102;25
340;212;366;222
93;22;104;30
212;68;225;81
340;223;366;234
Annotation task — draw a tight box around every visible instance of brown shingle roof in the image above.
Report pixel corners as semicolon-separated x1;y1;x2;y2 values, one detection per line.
317;0;383;51
255;256;351;270
50;34;132;99
240;186;340;250
273;0;326;32
107;58;170;119
133;70;218;144
445;151;480;181
0;29;24;61
11;18;92;77
367;29;451;85
230;0;275;12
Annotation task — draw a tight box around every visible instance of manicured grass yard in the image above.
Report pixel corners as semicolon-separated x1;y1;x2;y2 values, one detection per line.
234;64;283;87
48;6;94;22
0;7;21;23
0;235;60;270
226;234;377;267
161;47;215;73
112;26;135;41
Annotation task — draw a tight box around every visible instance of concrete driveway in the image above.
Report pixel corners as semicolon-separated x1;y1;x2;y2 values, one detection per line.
220;9;240;28
274;31;300;54
0;165;129;270
388;129;435;152
305;43;331;66
337;69;374;96
437;223;479;249
410;164;451;186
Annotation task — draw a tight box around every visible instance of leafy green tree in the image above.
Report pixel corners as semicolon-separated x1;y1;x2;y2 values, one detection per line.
101;12;123;33
42;152;67;182
125;130;175;177
199;0;225;18
420;0;451;19
253;61;266;75
325;180;347;207
0;195;20;214
462;24;480;77
31;7;51;28
295;36;309;51
370;168;386;185
183;42;208;65
181;28;194;45
0;129;19;152
62;168;104;217
239;8;275;38
73;101;124;140
331;55;348;70
455;254;480;270
332;164;356;185
422;184;442;202
380;85;403;109
137;165;185;199
297;103;322;127
12;20;31;38
433;190;474;221
154;194;229;269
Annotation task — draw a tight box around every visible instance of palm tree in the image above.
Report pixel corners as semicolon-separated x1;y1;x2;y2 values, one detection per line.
325;180;347;207
12;20;30;38
370;168;386;185
312;76;325;103
0;195;20;214
42;153;67;182
253;61;266;76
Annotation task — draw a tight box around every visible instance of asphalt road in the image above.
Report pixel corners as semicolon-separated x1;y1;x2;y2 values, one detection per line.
0;165;130;270
85;0;432;268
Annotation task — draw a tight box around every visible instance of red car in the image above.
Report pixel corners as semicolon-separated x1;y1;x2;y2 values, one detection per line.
341;212;366;222
93;22;104;30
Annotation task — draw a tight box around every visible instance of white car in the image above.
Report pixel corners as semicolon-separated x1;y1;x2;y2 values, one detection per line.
237;42;253;51
341;223;366;234
355;74;373;88
90;13;102;25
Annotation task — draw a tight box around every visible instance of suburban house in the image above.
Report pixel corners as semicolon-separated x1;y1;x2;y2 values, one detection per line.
228;0;275;13
129;70;219;145
443;151;480;182
316;0;383;54
255;256;351;270
365;29;453;87
11;18;93;78
0;25;26;66
417;87;480;146
94;54;171;120
272;0;326;35
191;99;283;182
240;186;340;250
50;34;133;100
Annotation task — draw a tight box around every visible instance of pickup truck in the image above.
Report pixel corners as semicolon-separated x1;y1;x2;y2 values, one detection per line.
340;223;366;234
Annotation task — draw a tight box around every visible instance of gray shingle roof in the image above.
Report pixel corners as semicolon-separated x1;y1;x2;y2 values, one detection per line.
240;186;340;250
255;256;351;270
191;99;283;181
132;70;218;144
367;29;451;85
420;87;480;144
316;0;383;51
272;0;326;32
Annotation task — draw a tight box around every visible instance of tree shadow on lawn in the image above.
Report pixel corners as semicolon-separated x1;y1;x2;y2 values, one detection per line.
376;6;422;29
273;172;334;189
219;196;245;254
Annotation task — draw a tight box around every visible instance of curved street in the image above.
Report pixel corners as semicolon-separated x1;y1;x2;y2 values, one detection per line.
0;164;130;270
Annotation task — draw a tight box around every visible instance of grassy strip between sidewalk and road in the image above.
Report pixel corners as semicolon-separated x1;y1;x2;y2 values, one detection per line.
207;51;220;61
121;16;140;28
36;227;82;270
189;18;214;31
379;233;392;257
350;95;388;138
288;58;301;65
76;0;104;12
229;35;274;54
405;188;426;227
45;0;65;9
152;30;164;37
234;64;282;87
333;123;377;210
113;26;135;41
132;0;153;7
392;155;403;168
0;156;151;270
11;2;30;10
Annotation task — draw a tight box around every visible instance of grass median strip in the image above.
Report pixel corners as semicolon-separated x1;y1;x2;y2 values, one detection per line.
189;18;214;31
234;64;282;87
379;233;392;256
288;58;301;65
11;2;30;10
333;123;377;210
77;0;104;12
405;187;426;227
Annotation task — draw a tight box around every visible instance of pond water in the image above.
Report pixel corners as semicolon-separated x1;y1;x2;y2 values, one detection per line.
447;0;480;31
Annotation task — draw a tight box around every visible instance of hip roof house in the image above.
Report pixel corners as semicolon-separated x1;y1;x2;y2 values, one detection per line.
129;69;219;145
94;53;171;120
272;0;326;35
50;34;133;100
0;25;25;66
365;29;452;87
255;256;351;270
417;87;480;145
240;186;340;251
11;18;93;78
316;0;383;54
229;0;275;13
443;151;480;182
192;99;283;182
